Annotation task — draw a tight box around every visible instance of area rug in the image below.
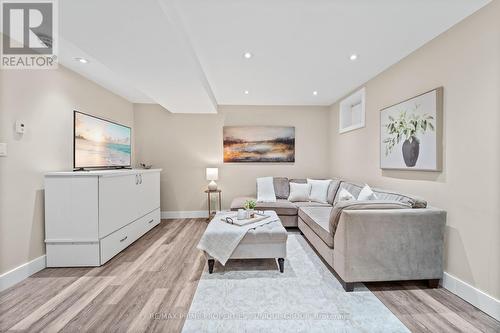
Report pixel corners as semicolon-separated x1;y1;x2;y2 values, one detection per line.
182;234;409;332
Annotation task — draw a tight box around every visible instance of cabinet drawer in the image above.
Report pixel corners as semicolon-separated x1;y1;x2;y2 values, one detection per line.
46;242;100;267
100;222;137;264
99;208;161;265
136;208;161;237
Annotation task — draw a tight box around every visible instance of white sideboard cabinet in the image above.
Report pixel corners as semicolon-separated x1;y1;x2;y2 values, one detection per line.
44;169;162;266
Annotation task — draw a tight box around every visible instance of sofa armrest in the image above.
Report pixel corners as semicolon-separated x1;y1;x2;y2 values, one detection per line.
333;207;446;283
330;200;411;236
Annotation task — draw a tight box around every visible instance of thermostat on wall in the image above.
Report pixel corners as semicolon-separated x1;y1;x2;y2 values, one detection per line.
15;120;25;134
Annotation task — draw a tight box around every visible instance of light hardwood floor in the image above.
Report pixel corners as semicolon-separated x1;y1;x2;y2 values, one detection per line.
0;218;207;333
367;281;500;333
0;219;498;332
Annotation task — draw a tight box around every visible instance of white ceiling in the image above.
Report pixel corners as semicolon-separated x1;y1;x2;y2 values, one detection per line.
58;0;490;113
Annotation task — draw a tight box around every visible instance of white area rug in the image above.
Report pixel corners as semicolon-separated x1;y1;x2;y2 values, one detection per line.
182;234;409;332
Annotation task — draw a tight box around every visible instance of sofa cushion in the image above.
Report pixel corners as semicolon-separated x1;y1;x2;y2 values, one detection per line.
333;181;427;208
329;200;412;237
256;199;298;216
230;197;297;216
273;177;290;199
230;196;255;210
294;201;331;208
298;207;334;248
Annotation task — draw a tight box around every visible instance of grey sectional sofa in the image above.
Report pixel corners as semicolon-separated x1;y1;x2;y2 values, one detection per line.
230;177;446;291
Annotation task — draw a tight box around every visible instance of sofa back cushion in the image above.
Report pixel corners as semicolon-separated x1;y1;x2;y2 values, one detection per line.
273;177;290;199
327;179;341;204
372;188;427;208
333;181;427;208
290;178;340;205
289;178;306;184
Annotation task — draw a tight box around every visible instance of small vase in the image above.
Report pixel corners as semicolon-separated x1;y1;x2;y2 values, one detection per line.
246;209;254;219
402;136;420;167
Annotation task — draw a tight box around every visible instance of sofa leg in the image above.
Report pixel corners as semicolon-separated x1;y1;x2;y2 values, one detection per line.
427;279;440;288
342;281;354;292
278;258;284;273
208;259;214;274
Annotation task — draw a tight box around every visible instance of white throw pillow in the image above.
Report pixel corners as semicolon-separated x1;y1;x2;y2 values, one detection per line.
288;183;312;202
307;179;332;204
256;177;277;202
357;184;378;201
338;188;356;202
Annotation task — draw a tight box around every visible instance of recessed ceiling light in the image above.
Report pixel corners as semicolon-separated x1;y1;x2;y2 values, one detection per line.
243;52;253;59
74;57;89;64
312;91;318;96
350;54;358;61
244;90;249;95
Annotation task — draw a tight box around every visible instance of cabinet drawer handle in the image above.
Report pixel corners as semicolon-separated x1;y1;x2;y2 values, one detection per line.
119;236;128;242
135;175;139;185
148;219;154;224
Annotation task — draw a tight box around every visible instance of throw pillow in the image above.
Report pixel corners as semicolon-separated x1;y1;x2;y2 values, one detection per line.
288;182;312;202
338;188;356;201
307;179;332;203
357;184;378;201
256;177;277;202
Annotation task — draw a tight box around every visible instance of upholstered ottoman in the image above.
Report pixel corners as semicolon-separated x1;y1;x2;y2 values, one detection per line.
206;211;288;273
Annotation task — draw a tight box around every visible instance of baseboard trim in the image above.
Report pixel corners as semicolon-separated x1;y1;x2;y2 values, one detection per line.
161;210;209;219
442;271;500;321
0;255;46;292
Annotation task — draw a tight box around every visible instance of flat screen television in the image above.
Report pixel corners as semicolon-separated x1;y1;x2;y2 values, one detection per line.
73;111;132;170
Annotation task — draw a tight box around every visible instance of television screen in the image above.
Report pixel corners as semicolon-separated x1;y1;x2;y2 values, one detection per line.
74;111;131;169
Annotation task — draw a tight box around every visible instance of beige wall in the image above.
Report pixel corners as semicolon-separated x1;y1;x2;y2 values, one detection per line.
134;104;330;211
0;67;134;275
329;2;500;299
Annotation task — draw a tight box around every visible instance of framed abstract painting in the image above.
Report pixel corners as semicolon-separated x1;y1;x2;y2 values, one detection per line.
380;88;443;171
223;126;295;163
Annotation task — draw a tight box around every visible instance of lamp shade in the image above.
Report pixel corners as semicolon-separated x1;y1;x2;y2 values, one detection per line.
206;167;218;181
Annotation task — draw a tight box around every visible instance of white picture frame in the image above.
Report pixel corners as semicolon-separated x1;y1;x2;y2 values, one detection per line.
380;87;443;171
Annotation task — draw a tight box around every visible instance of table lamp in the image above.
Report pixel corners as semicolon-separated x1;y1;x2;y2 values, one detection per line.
206;167;218;191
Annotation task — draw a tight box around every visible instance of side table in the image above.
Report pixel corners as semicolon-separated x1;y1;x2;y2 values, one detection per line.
205;189;222;221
